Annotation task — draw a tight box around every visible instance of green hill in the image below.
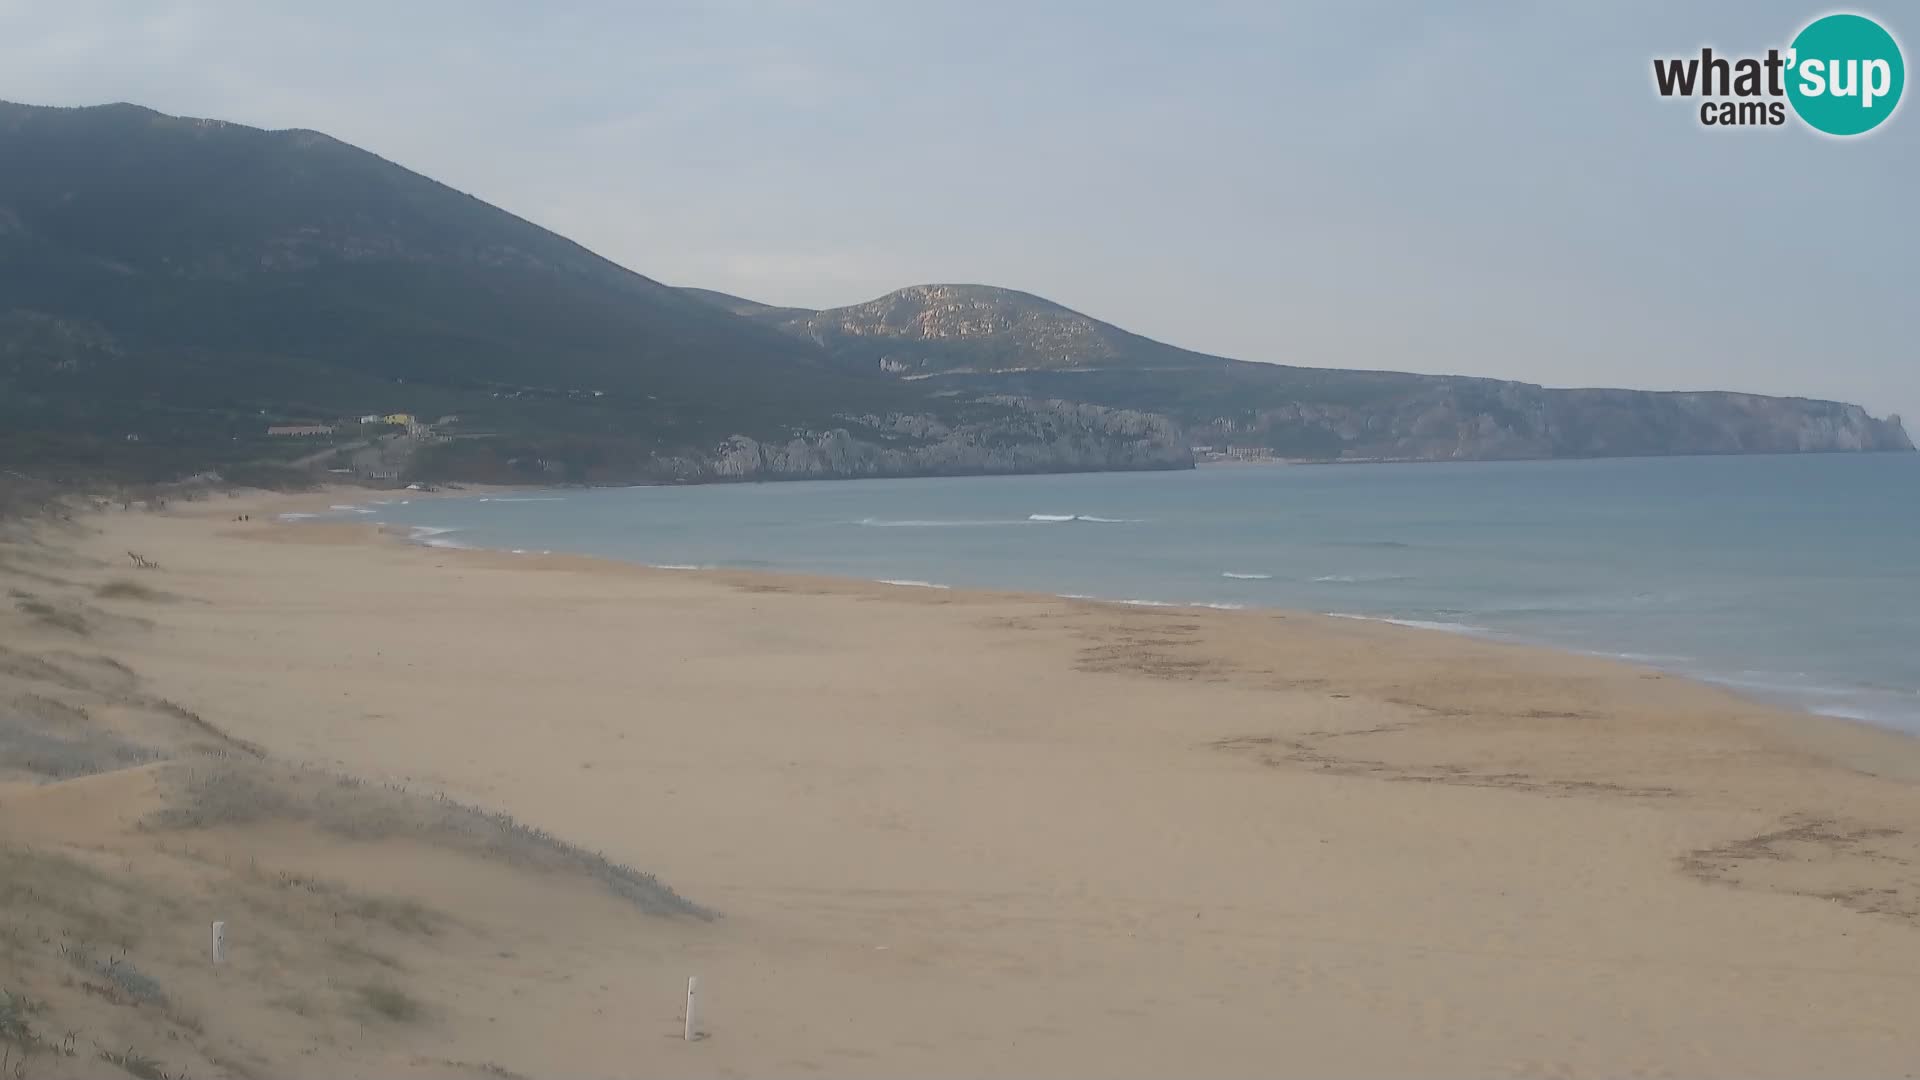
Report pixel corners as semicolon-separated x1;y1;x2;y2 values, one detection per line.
1;100;1902;486
0;102;936;481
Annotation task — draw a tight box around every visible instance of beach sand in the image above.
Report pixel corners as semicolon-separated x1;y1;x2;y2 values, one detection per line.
4;488;1920;1077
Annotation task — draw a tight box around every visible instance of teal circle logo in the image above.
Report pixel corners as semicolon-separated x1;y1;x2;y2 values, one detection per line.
1787;13;1905;135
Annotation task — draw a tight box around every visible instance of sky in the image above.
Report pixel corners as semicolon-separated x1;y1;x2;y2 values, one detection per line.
2;1;1914;424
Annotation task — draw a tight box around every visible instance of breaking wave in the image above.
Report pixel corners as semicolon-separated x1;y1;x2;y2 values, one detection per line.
405;525;471;550
1326;612;1489;636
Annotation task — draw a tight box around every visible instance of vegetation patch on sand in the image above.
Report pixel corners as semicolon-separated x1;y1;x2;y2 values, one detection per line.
94;580;176;604
354;982;426;1024
145;762;712;920
0;522;710;1078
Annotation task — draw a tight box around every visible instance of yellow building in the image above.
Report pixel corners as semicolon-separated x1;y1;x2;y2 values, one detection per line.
381;413;417;427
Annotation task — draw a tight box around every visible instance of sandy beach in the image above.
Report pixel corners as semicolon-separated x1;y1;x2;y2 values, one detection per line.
4;487;1920;1078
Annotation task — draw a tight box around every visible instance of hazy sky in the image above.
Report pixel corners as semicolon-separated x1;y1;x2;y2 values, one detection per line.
3;1;1914;423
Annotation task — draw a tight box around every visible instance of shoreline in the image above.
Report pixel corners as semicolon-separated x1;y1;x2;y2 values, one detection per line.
9;488;1920;1075
289;482;1920;744
209;485;1920;795
108;481;1920;787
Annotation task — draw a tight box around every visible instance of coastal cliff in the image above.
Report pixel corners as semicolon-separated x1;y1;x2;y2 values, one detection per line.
1180;383;1912;461
629;400;1189;482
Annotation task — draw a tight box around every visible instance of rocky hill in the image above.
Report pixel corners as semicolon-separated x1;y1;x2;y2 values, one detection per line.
763;284;1176;374
698;284;1911;461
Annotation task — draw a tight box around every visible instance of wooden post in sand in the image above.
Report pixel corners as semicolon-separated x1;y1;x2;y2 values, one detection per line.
210;920;227;966
685;976;699;1041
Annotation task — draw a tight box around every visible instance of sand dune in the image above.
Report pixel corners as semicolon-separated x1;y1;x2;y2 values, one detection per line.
4;489;1920;1077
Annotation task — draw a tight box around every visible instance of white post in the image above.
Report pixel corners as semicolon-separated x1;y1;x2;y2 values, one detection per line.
684;976;698;1041
210;921;227;966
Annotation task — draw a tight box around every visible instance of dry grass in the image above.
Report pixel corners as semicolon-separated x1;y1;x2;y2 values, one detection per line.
242;862;449;938
0;837;439;1080
1;846;152;950
147;762;711;919
0;711;162;781
13;595;88;636
354;982;425;1024
0;987;37;1046
0;547;710;1076
426;1060;531;1080
0;845;205;1077
330;939;406;972
95;580;175;603
97;1044;173;1079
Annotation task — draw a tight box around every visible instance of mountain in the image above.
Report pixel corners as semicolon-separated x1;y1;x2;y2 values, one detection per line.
691;284;1912;460
0;102;1185;483
1;101;1902;488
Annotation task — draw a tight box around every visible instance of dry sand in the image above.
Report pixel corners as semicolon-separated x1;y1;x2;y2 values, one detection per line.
4;487;1920;1077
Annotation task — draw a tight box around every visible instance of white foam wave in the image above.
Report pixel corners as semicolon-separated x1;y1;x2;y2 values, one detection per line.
1697;672;1858;698
1327;612;1488;636
276;512;318;521
1222;572;1272;580
1192;601;1246;610
1027;513;1141;523
1578;649;1692;664
478;496;565;503
651;564;704;571
406;525;471;550
878;579;951;589
856;517;1022;528
1120;599;1176;607
329;504;376;514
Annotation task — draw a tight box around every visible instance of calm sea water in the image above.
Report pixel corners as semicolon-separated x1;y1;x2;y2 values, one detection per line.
315;454;1920;733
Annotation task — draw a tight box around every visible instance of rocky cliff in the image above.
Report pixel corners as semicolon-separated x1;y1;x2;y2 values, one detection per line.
646;399;1191;481
1179;382;1912;460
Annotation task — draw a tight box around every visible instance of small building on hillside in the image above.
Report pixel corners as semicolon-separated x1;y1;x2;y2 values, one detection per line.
382;413;417;427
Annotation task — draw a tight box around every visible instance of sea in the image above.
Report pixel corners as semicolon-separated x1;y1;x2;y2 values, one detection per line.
307;453;1920;734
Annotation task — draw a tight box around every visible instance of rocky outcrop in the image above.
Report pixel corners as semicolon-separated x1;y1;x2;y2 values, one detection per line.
772;284;1140;373
646;399;1192;481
